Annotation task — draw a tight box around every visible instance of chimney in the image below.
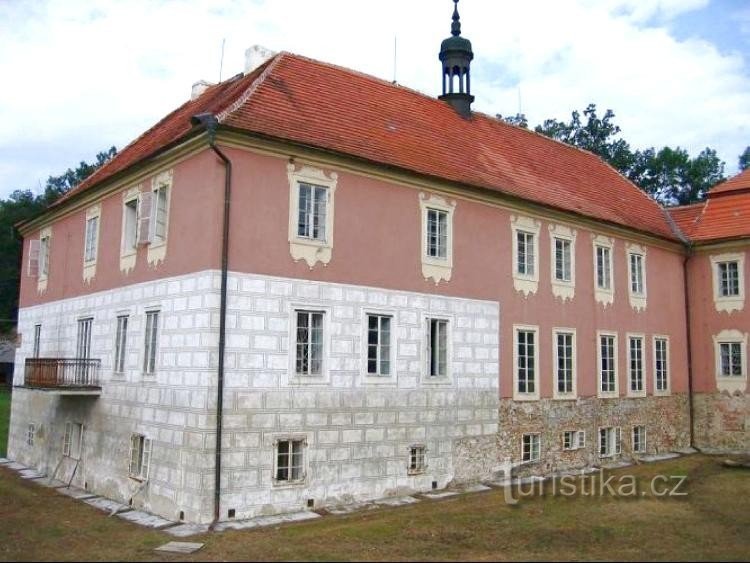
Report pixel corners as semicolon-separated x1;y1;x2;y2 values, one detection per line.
191;80;213;101
244;45;276;74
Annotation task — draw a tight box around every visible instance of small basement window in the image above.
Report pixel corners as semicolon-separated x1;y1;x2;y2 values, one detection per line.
409;445;426;474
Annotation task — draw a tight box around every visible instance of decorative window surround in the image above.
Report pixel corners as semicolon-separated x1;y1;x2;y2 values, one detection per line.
626;333;647;398
420;192;455;284
147;170;173;267
273;435;308;486
37;226;52;294
83;204;101;283
511;215;541;297
653;335;670;396
549;224;576;301
710;252;745;313
120;186;141;274
592;234;614;307
552;328;577;400
713;329;748;393
288;304;331;386
597;331;619;399
513;324;540;401
362;309;396;386
422;313;453;385
626;243;647;311
287;163;338;269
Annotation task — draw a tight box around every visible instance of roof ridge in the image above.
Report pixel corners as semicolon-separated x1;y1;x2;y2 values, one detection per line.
216;53;284;123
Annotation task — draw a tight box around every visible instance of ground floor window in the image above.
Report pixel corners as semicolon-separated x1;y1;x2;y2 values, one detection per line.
632;425;647;454
599;427;621;457
276;439;305;482
26;423;35;447
129;434;152;480
63;422;84;459
563;430;585;451
522;433;541;462
409;445;426;474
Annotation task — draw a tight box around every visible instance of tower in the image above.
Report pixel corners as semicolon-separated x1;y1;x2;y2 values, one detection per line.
439;0;474;117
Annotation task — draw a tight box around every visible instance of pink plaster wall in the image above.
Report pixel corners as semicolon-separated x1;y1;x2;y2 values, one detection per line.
687;249;750;393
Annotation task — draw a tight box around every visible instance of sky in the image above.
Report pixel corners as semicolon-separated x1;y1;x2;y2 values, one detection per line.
0;0;748;198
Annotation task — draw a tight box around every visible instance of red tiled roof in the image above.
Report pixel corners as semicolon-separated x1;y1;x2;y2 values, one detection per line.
52;52;677;240
668;169;750;242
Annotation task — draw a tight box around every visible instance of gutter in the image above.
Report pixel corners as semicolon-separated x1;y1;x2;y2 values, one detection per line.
190;113;232;526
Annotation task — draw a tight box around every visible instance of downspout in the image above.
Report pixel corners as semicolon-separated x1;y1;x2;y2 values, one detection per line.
682;248;697;449
190;113;232;525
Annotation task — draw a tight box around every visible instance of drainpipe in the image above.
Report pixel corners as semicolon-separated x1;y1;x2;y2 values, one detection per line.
190;113;232;525
682;248;697;449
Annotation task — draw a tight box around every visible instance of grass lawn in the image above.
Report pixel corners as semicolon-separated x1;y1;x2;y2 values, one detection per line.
0;454;749;562
0;389;10;457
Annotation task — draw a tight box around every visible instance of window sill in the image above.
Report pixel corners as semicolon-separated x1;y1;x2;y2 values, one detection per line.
626;390;647;398
597;392;619;399
552;393;577;401
513;392;540;401
272;478;306;488
512;275;539;297
716;377;747;394
421;375;452;386
594;288;614;307
714;296;745;314
289;238;332;268
551;280;575;301
363;374;397;386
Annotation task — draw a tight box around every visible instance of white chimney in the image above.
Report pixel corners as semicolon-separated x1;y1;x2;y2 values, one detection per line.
244;45;276;74
191;80;213;100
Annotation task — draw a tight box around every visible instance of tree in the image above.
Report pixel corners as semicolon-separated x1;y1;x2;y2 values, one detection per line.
497;113;529;129
739;146;750;171
0;148;117;334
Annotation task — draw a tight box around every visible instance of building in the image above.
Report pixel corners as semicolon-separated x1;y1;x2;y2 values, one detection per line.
7;2;748;525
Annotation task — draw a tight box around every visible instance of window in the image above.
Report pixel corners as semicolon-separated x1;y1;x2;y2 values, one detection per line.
632;425;646;454
39;235;50;278
26;423;35;447
427;318;449;378
713;330;748;393
114;315;128;374
152;182;169;244
32;324;41;358
554;238;572;282
718;261;740;297
626;244;647;310
628;335;645;396
522;434;541;462
563;430;585;451
654;336;670;394
143;311;159;375
276;439;304;482
84;215;99;263
711;253;745;313
511;215;541;295
420;193;455;283
295;310;324;376
598;332;618;397
409;445;426;474
129;434;152;480
287;164;338;268
549;225;577;300
514;326;538;399
629;253;644;295
123;198;138;252
516;231;535;276
596;246;612;290
554;330;576;398
599;427;621;457
76;318;93;360
63;422;83;460
366;314;391;376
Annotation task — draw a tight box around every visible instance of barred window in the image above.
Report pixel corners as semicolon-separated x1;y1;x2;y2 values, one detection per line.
296;311;324;376
409;445;426;474
367;314;391;376
276;439;304;482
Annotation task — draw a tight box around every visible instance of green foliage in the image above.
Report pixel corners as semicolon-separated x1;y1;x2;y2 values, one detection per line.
0;148;116;334
497;113;529;129
739;146;750;171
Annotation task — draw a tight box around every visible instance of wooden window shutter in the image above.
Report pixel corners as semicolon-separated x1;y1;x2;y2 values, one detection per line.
28;240;40;277
142;438;152;479
137;191;153;245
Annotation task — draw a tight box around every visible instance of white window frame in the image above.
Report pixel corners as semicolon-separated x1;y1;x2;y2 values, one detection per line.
553;328;577;400
598;426;621;458
143;310;160;375
363;310;395;384
511;215;541;296
287;164;338;268
597;331;619;398
713;329;748;393
626;243;647;311
289;305;330;385
632;425;647;454
120;187;141;273
513;324;539;400
83;204;101;283
710;253;745;313
147;170;173;266
562;430;585;451
408;444;427;475
549;224;577;301
129;433;152;481
63;421;84;460
653;335;670;396
114;314;129;374
521;433;541;463
626;333;647;398
592;235;614;306
273;436;307;485
423;314;452;383
420;192;456;284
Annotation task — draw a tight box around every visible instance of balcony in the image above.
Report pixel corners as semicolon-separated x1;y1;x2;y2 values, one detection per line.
23;358;102;395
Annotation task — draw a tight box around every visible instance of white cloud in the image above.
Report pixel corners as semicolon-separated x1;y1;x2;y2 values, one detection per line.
0;0;748;196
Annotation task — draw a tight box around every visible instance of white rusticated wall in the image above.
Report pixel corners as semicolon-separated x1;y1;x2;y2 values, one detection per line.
8;270;500;523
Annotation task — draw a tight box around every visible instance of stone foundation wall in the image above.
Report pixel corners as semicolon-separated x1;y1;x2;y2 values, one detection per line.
693;391;749;453
497;395;691;478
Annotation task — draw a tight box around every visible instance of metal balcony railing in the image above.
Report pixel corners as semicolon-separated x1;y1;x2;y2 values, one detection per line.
24;358;101;390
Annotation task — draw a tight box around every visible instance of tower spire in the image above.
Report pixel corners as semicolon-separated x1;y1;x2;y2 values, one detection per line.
439;0;474;117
